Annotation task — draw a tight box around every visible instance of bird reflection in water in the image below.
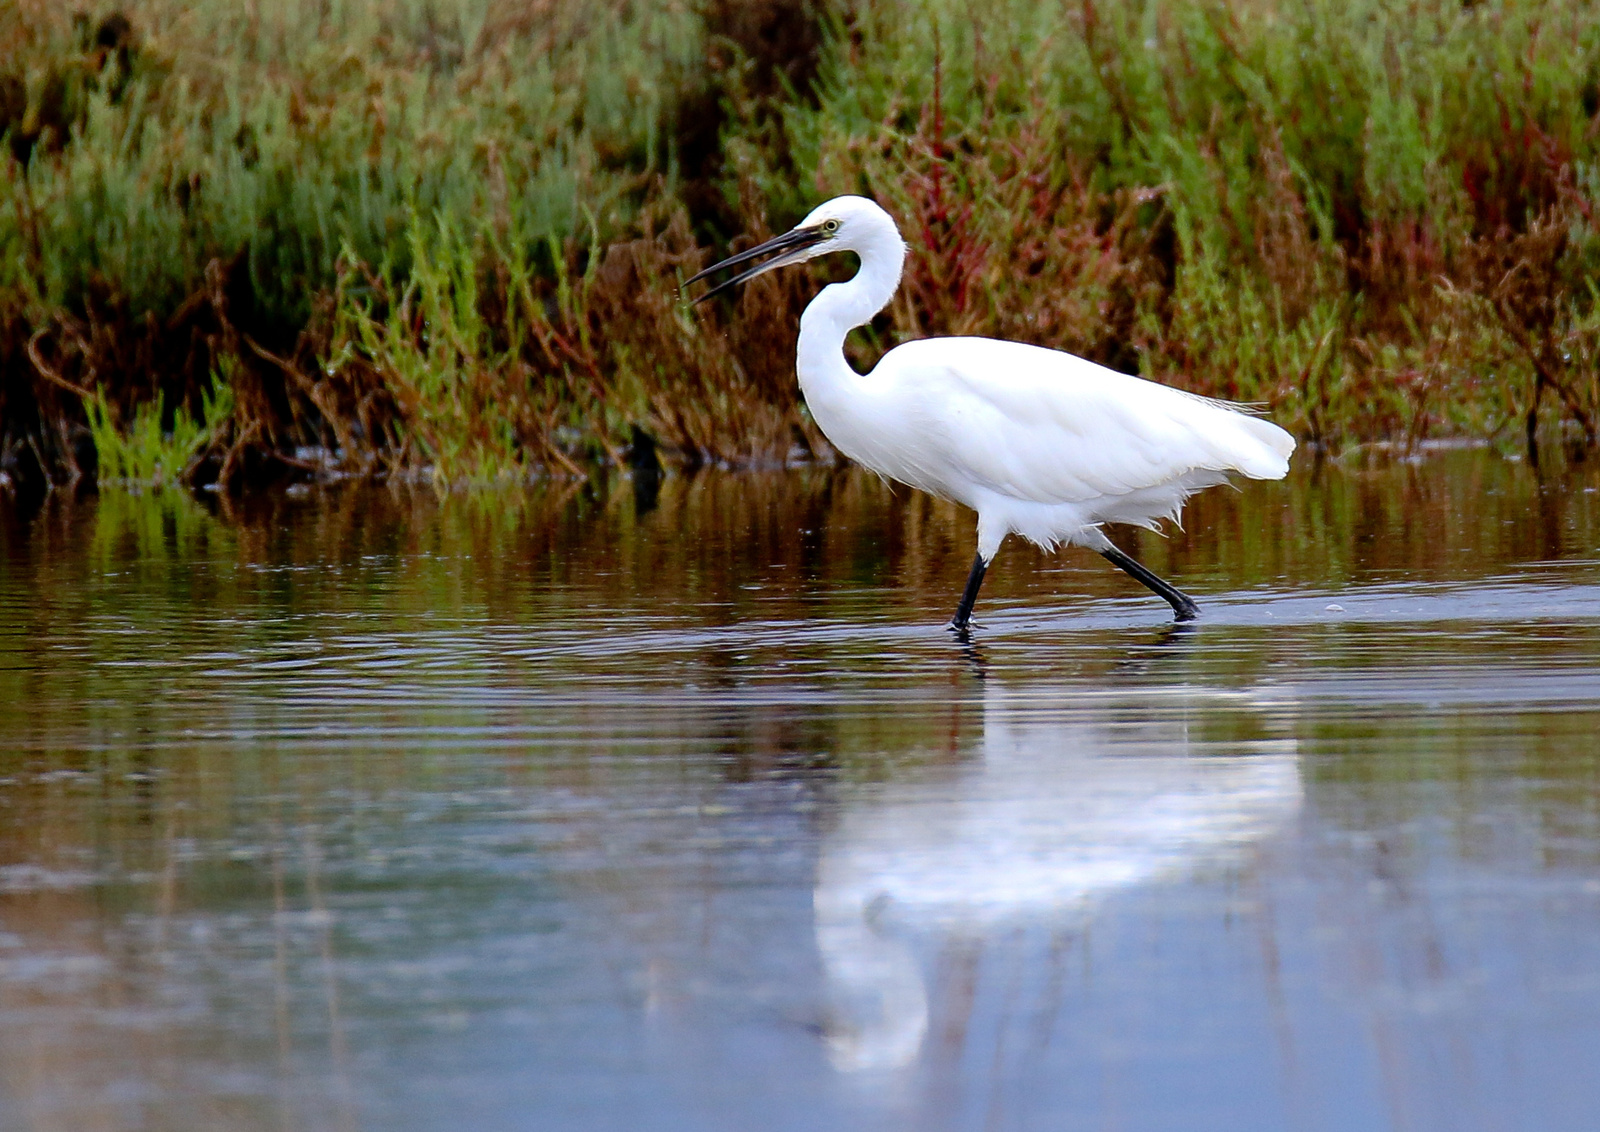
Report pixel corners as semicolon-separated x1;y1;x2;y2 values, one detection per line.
813;683;1301;1072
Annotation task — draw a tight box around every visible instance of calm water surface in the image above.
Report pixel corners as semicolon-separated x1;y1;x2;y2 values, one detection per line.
2;448;1599;1132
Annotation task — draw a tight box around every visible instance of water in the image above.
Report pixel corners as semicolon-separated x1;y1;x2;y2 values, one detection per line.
1;447;1599;1132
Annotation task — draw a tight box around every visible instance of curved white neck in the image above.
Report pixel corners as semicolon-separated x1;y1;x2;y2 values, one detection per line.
795;221;906;409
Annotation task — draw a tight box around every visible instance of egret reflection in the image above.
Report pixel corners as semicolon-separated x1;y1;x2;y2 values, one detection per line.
814;684;1302;1072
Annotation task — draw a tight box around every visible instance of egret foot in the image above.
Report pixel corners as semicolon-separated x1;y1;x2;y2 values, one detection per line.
949;552;989;635
1099;545;1199;622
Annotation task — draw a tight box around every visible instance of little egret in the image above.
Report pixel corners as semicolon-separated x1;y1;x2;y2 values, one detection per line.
687;195;1295;631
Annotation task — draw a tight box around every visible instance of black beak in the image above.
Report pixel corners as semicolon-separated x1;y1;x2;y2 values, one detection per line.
684;225;828;304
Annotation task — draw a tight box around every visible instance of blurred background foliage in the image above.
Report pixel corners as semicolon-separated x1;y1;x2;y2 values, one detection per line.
1;0;1598;493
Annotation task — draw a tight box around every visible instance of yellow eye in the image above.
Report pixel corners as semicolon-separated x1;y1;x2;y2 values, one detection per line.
822;218;840;234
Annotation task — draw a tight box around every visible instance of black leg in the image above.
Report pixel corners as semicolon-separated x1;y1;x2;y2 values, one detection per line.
949;552;988;634
1099;544;1199;622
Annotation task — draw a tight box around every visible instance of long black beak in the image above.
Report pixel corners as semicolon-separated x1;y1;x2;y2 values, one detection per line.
684;225;827;304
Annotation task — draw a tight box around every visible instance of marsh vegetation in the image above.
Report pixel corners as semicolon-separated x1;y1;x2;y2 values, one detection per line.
3;0;1599;493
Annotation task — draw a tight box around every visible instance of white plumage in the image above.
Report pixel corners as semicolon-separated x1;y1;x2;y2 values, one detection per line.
689;195;1295;629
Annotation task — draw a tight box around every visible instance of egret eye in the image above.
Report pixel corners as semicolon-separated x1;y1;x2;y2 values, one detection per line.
822;219;840;235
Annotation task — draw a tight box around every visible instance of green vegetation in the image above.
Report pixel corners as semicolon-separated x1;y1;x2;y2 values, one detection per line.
2;0;1598;493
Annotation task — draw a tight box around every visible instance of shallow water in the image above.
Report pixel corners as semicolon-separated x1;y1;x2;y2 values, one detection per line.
1;447;1599;1132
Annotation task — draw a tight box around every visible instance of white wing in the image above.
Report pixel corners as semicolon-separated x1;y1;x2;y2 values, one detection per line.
872;337;1294;506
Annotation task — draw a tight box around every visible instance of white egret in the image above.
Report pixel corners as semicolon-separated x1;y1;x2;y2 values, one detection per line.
688;195;1296;632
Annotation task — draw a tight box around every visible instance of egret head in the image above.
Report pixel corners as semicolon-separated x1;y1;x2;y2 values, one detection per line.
686;195;900;304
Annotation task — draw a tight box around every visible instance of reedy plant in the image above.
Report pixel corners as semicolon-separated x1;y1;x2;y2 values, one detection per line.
752;0;1600;449
2;0;1598;494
